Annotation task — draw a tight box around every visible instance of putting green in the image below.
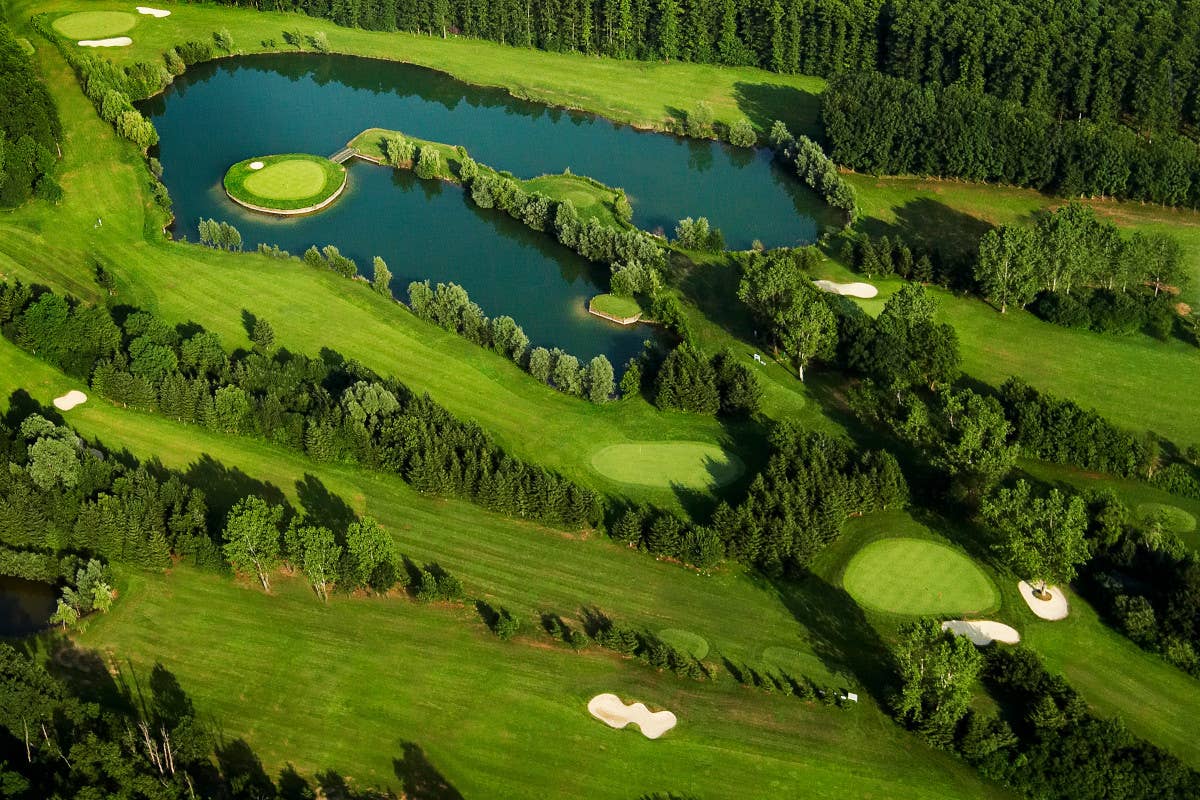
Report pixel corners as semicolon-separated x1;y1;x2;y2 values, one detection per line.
1136;502;1197;534
589;293;643;320
589;441;744;490
52;11;137;39
842;538;998;616
224;154;346;213
657;628;709;660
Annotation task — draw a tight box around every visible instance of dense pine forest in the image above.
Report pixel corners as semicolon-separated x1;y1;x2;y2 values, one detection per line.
208;0;1200;136
0;22;60;206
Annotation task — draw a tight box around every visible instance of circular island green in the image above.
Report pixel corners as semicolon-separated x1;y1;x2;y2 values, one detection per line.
589;441;744;490
223;154;347;215
842;537;998;616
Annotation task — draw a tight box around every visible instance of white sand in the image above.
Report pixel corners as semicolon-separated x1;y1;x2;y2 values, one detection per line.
249;161;265;170
136;6;171;16
813;280;879;299
942;619;1020;645
587;693;676;739
53;390;88;411
78;37;133;47
1017;581;1069;620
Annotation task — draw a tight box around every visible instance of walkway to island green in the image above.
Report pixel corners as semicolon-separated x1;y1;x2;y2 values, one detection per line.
842;538;998;616
223;153;346;214
590;441;744;489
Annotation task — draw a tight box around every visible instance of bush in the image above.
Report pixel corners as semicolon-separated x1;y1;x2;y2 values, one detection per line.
684;102;714;138
728;118;756;147
414;146;441;180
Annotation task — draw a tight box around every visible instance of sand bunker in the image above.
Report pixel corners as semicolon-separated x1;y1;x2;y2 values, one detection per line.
136;6;171;16
249;161;265;170
78;37;133;47
53;390;88;411
814;280;879;299
942;619;1020;645
1017;581;1069;620
587;694;676;739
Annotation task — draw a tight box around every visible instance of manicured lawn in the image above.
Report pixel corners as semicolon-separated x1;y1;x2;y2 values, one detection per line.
589;293;644;319
63;566;1009;800
35;0;827;138
841;538;998;616
224;153;345;210
50;10;137;38
589;441;745;490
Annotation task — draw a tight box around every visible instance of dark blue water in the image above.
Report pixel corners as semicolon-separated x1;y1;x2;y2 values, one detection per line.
142;54;835;362
0;575;56;637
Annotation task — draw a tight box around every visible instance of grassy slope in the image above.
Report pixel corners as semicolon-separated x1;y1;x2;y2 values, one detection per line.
35;0;827;137
1;339;1006;800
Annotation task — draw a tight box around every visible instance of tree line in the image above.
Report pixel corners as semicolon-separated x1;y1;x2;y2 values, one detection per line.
823;71;1200;209
768;120;856;220
893;621;1200;800
200;0;1200;141
0;280;604;531
407;278;618;403
0;21;61;206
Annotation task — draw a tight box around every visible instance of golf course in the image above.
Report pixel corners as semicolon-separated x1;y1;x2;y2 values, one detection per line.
2;1;1200;798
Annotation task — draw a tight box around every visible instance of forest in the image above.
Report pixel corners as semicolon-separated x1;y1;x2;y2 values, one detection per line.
0;22;60;206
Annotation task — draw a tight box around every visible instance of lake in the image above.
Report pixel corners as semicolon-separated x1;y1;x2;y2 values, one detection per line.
0;575;56;637
143;53;835;363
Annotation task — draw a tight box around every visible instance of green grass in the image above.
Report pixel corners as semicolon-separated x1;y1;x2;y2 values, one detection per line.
223;153;345;211
589;293;644;320
589;441;745;490
657;628;710;660
39;0;826;138
63;566;1008;800
841;538;999;616
1135;502;1197;534
50;10;137;38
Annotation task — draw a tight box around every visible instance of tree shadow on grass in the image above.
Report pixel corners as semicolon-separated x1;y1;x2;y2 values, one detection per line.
183;453;291;532
769;571;895;704
733;81;823;140
296;473;357;532
392;741;464;800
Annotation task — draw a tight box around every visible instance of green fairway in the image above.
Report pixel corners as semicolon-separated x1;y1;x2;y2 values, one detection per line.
63;567;1008;800
842;538;999;616
589;293;644;320
50;10;136;38
224;153;345;211
589;441;745;489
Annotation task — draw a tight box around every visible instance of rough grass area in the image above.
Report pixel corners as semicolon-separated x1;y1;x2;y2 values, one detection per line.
589;441;745;490
51;10;137;38
841;538;998;616
589;293;644;320
223;153;345;211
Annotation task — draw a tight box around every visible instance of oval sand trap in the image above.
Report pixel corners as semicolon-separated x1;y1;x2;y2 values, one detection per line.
136;7;172;17
814;280;878;299
249;161;265;170
843;538;997;615
587;694;676;739
590;441;744;490
53;390;88;411
78;37;133;47
1017;581;1069;620
942;619;1020;645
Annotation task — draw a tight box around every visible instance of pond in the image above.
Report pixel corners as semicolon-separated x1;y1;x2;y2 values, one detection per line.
143;54;836;363
0;575;57;637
